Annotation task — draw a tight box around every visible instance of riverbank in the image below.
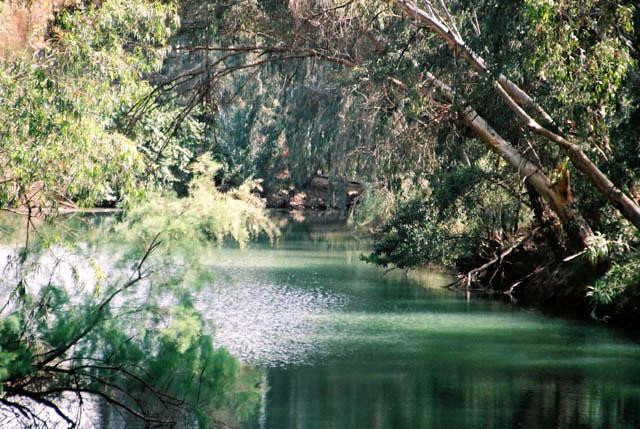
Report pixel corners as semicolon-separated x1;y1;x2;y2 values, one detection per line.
264;176;364;211
5;206;638;332
277;210;640;331
422;225;640;331
503;256;640;330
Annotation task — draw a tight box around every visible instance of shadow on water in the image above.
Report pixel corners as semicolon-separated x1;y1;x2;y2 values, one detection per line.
197;213;640;429
3;212;640;428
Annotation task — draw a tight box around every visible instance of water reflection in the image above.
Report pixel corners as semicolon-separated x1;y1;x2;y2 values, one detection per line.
195;218;640;429
260;363;640;428
3;212;640;428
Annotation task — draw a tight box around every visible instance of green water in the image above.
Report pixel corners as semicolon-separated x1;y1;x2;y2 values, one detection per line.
198;220;640;429
3;213;639;427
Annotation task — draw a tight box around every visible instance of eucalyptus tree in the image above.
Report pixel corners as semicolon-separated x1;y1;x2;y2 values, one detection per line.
1;1;273;426
146;0;445;197
0;0;181;213
163;0;638;249
393;0;640;237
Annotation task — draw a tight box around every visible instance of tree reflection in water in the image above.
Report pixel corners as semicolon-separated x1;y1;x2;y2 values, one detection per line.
0;212;263;427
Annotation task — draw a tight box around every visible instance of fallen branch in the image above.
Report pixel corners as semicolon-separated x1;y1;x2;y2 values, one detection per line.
449;228;539;289
504;265;545;298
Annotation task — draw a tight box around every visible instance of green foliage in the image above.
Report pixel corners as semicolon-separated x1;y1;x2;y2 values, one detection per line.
584;232;613;266
362;198;454;269
121;154;279;249
0;265;261;426
588;249;640;306
0;0;178;209
146;304;261;425
127;107;210;194
362;145;531;270
462;0;639;230
522;0;634;110
586;229;639;307
350;185;395;228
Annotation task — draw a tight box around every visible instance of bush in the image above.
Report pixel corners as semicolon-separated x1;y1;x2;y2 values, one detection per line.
361;198;453;269
588;248;640;306
121;154;279;249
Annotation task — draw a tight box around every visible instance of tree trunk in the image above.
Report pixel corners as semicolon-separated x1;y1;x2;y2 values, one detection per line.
416;72;593;247
394;0;640;232
461;107;592;246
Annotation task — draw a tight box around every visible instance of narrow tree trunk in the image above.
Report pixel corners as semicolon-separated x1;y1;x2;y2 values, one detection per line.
394;0;640;232
525;182;545;226
416;72;593;246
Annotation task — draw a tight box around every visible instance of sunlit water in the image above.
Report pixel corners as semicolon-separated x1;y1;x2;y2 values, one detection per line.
2;213;640;428
196;219;640;429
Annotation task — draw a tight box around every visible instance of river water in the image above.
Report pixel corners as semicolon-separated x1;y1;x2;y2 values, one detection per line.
2;213;640;428
197;217;640;429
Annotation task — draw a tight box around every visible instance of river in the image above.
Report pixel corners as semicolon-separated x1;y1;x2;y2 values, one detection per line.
2;213;640;428
198;216;640;428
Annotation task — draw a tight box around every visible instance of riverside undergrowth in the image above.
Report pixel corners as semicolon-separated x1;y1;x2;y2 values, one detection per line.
0;162;278;427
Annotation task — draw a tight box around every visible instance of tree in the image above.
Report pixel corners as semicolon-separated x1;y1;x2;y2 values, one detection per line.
0;161;276;426
162;0;638;246
393;0;640;233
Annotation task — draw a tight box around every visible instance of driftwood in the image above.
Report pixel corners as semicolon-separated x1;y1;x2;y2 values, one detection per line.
448;228;539;290
504;265;544;299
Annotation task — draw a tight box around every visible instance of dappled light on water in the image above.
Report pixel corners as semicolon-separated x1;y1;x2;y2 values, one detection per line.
200;281;349;366
195;224;640;429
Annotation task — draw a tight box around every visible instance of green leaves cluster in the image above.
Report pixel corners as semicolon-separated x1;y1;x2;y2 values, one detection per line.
589;249;640;306
121;154;279;250
0;263;261;426
587;232;639;306
522;0;635;132
0;0;178;209
362;198;453;269
0;1;281;420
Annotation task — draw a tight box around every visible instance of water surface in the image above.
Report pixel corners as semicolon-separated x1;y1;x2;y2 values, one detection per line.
198;218;640;428
3;213;639;428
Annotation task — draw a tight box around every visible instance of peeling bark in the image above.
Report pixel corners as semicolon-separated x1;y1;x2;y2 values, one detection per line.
394;0;640;232
415;72;593;246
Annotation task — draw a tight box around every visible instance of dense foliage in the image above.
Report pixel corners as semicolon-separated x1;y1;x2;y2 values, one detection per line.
0;1;274;426
0;0;180;210
1;0;640;423
362;199;455;269
122;154;279;249
167;0;638;314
